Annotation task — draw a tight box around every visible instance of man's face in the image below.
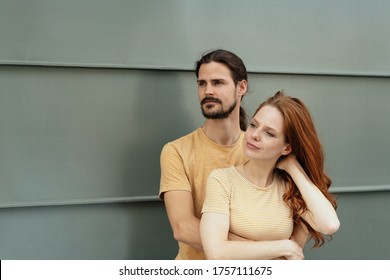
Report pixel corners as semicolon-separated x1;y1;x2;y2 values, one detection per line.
197;62;242;119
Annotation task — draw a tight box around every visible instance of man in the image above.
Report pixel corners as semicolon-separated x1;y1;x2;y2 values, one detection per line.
159;49;308;259
159;49;249;259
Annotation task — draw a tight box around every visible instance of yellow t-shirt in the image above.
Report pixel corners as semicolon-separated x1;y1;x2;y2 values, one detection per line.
159;128;247;260
202;167;293;242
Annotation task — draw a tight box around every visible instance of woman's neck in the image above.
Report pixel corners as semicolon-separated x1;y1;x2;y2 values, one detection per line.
240;160;276;188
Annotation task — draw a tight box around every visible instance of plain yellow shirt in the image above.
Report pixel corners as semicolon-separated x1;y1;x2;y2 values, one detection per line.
159;128;247;259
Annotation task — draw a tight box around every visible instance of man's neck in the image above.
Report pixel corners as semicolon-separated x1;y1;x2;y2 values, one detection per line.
201;119;241;146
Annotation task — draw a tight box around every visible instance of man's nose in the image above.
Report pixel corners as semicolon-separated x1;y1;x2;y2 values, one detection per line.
205;84;214;95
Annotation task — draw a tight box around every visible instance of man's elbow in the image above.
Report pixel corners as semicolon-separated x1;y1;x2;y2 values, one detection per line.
172;223;185;242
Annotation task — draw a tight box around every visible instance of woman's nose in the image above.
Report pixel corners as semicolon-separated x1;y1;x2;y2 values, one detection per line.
251;130;261;141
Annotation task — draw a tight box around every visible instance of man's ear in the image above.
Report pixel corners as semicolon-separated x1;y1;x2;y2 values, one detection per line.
237;80;247;97
281;144;292;155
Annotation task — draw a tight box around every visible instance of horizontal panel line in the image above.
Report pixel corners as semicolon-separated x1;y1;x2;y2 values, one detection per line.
0;195;161;209
330;185;390;193
1;61;389;77
0;185;389;209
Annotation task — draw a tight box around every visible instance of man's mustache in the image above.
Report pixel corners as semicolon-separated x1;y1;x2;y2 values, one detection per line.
200;97;222;105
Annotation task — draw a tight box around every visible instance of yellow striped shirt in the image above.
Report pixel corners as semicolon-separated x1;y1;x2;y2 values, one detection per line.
202;166;293;241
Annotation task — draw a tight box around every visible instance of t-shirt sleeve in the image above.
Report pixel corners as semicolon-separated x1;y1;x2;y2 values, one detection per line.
159;143;191;199
201;169;231;216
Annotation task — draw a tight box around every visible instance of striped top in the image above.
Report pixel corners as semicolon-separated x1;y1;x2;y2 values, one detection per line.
202;166;293;241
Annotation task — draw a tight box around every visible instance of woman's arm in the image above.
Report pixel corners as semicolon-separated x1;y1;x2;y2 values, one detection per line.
277;155;340;235
200;212;304;260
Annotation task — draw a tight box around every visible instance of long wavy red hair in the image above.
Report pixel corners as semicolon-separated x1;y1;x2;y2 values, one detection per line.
254;91;337;247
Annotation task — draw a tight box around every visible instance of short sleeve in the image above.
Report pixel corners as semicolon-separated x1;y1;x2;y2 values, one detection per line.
201;169;231;216
159;143;191;199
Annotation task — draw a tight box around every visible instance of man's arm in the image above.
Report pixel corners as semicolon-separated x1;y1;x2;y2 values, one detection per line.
164;190;203;250
290;222;309;249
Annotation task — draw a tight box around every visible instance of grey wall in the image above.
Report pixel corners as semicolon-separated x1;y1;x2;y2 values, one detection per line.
0;0;389;259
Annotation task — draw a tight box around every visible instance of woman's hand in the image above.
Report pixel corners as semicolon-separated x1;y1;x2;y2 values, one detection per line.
277;155;340;236
276;154;300;174
284;239;304;260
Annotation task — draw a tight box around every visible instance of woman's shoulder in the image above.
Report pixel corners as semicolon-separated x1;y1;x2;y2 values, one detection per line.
208;167;243;192
209;166;237;178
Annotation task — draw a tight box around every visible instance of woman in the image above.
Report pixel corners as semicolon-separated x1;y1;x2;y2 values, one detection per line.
200;91;340;260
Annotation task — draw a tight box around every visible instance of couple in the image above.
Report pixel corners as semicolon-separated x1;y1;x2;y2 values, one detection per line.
159;49;340;260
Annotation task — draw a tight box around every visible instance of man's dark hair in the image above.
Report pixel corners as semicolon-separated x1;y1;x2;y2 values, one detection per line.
195;49;249;130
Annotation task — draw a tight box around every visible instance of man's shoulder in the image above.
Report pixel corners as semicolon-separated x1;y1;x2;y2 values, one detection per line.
163;128;201;148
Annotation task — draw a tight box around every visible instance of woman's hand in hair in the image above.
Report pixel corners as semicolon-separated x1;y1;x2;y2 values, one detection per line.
276;154;300;175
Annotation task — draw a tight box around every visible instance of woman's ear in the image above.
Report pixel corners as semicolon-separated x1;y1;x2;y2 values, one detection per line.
281;144;292;155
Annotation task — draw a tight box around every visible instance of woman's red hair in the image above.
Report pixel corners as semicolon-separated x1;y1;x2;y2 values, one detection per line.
254;91;337;247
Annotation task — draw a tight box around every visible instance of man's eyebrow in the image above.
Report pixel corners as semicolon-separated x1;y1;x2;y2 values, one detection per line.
197;78;227;83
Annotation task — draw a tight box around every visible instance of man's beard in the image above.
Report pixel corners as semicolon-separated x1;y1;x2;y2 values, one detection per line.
200;97;237;119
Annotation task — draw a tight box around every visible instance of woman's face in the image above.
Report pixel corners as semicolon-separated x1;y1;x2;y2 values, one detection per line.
244;105;290;162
